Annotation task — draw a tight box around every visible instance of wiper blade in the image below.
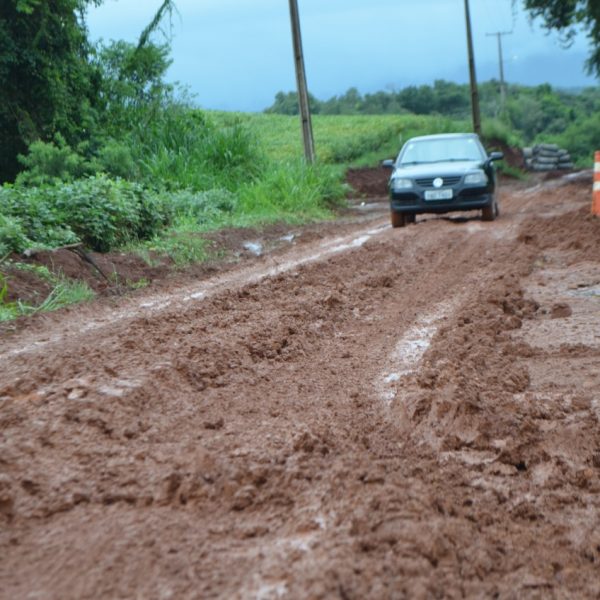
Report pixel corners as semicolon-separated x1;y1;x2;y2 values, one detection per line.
440;158;477;162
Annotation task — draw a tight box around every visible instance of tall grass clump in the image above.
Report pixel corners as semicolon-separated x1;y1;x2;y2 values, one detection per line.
482;119;524;149
128;107;266;192
236;161;347;226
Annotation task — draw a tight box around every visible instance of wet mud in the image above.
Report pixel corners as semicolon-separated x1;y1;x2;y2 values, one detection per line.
1;176;599;598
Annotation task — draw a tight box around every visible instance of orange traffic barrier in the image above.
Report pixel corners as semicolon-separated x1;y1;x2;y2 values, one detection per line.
593;151;600;216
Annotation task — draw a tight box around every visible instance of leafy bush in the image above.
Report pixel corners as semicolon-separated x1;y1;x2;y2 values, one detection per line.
49;176;171;251
0;214;30;256
0;177;172;253
0;185;79;250
16;134;94;186
95;140;139;180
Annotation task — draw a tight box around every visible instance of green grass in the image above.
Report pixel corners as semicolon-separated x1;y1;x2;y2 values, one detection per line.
0;264;95;322
141;228;210;267
211;112;473;166
131;160;346;265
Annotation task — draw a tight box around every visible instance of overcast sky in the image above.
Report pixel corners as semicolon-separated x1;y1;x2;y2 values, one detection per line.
86;0;597;112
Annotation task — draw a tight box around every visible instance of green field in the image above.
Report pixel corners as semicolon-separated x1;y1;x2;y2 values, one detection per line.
211;112;471;165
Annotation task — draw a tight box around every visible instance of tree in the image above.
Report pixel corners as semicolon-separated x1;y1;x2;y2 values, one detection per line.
0;0;100;182
432;80;470;116
0;0;177;184
264;91;321;115
93;40;173;131
520;0;600;77
398;85;436;114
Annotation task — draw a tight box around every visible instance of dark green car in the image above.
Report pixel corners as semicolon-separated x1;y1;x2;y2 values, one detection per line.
382;133;503;228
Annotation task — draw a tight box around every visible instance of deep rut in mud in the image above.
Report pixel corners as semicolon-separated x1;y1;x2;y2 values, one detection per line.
1;177;600;599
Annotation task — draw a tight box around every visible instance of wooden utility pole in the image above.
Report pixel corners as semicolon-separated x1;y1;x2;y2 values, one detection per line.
486;31;512;112
288;0;315;163
464;0;482;136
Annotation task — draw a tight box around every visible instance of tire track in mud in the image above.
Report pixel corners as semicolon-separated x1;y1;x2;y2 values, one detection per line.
1;178;599;599
375;299;462;407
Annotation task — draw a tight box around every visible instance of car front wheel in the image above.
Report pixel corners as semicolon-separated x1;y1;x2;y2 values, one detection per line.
482;200;497;222
391;211;406;228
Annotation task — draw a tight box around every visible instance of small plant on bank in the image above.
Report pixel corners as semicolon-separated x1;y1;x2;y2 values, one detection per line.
0;263;95;322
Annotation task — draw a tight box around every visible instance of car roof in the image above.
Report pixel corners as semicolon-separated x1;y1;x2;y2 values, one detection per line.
406;133;480;143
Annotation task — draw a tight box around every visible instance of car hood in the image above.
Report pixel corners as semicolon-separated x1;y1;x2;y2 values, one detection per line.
392;160;484;178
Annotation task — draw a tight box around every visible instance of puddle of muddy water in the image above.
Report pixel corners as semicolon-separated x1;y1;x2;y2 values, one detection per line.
571;284;600;298
243;241;264;256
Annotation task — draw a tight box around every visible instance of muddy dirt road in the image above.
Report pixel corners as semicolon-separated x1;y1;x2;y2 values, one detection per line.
1;176;600;599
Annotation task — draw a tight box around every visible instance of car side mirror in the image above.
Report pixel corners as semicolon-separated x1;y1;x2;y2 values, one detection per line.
381;159;395;169
489;151;504;161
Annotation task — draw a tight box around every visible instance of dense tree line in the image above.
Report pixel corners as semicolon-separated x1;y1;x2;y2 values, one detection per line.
0;0;98;182
265;81;600;147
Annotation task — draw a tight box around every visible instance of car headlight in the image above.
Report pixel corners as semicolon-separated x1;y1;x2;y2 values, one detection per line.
464;171;488;185
391;177;413;191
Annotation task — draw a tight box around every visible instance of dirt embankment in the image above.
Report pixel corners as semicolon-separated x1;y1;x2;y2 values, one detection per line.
1;175;599;598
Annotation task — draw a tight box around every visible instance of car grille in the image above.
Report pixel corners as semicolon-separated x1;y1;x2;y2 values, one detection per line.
458;187;487;198
416;176;462;188
391;193;419;203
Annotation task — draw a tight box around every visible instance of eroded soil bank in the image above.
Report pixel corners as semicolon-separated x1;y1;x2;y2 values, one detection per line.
1;174;599;599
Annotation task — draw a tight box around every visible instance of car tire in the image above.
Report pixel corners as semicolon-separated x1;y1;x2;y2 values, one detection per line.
405;213;416;224
482;202;496;222
391;211;406;228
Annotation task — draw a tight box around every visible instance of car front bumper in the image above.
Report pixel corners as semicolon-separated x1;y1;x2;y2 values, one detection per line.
390;187;494;214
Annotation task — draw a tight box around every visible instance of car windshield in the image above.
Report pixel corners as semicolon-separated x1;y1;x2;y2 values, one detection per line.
399;137;484;166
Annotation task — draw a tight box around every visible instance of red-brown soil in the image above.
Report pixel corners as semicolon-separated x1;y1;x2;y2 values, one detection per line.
1;213;384;310
346;167;389;198
1;175;599;599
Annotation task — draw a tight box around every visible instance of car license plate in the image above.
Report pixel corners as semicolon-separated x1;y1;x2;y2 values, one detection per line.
424;189;453;201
